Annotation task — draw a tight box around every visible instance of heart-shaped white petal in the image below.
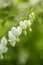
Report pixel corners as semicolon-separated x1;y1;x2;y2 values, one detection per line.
16;26;22;36
20;21;27;29
1;36;7;46
8;31;16;41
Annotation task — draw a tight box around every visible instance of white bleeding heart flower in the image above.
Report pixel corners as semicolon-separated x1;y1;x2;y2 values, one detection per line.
16;26;22;36
3;47;8;53
11;27;18;36
1;36;7;46
11;26;22;36
0;36;8;59
8;31;16;41
19;21;27;29
9;40;16;47
24;19;32;27
8;31;16;47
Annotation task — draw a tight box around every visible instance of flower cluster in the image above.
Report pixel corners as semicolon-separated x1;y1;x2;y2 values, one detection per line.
8;12;35;47
8;19;32;47
0;12;35;59
0;37;8;59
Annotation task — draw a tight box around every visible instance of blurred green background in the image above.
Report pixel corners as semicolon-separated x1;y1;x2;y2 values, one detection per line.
0;0;43;65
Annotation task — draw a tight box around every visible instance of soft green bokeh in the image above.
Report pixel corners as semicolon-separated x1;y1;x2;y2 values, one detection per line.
0;0;43;65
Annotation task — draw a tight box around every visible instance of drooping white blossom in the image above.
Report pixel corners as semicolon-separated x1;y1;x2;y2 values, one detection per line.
9;40;16;47
24;19;32;27
1;36;7;47
11;26;22;36
8;31;16;41
19;21;27;29
16;26;22;36
11;27;17;36
8;26;22;46
0;36;8;59
8;31;16;47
